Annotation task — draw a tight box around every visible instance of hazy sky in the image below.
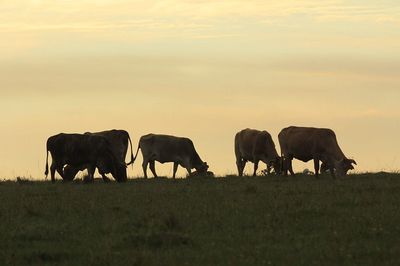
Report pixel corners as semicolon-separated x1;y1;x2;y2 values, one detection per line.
1;0;399;178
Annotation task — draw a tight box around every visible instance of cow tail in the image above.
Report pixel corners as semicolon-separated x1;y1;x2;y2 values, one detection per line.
126;134;135;167
132;142;140;163
44;146;49;178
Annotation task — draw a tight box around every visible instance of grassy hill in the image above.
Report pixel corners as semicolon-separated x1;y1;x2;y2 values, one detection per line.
0;173;399;265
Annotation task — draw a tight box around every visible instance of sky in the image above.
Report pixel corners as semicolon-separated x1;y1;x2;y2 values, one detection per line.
1;0;399;179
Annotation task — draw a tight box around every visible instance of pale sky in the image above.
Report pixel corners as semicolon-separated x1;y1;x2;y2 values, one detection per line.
1;0;399;179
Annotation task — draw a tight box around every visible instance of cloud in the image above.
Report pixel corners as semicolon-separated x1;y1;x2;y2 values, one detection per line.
0;20;212;33
1;0;399;34
0;1;399;64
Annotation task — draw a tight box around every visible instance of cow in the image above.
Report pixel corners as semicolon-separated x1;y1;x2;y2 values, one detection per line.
234;128;281;176
63;129;134;182
44;133;127;183
278;126;357;177
132;134;209;178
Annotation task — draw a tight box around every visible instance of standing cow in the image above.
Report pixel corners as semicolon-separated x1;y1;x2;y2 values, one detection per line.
278;126;356;177
235;128;281;176
45;133;127;183
63;129;134;182
133;134;209;178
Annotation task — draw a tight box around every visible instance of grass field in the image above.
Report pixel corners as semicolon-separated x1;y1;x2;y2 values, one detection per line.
0;173;399;266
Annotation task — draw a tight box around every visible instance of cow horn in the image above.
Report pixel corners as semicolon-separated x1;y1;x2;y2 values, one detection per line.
349;159;357;165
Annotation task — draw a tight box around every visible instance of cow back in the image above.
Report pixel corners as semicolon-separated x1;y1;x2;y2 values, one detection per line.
85;129;129;163
236;128;279;162
279;126;345;162
139;134;204;166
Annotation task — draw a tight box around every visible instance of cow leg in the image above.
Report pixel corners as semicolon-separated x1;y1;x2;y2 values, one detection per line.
56;165;65;181
50;163;57;183
186;167;192;177
97;167;111;183
329;167;336;179
149;160;158;178
282;158;288;176
314;159;320;178
282;156;292;176
253;160;259;176
86;166;95;183
142;160;149;179
173;162;179;179
266;164;272;175
287;158;295;176
236;159;246;176
101;174;111;183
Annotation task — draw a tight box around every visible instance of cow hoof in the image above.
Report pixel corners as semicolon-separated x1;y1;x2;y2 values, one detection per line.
83;177;94;184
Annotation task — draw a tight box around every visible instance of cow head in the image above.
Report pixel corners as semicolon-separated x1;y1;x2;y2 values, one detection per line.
113;162;128;182
270;157;283;175
334;158;357;176
63;165;79;181
97;159;127;182
97;147;128;182
195;162;209;174
320;162;330;173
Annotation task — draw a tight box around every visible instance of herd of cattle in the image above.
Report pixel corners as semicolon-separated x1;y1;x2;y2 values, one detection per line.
44;126;357;183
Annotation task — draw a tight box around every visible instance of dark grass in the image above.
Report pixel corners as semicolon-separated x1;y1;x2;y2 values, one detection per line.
0;173;400;265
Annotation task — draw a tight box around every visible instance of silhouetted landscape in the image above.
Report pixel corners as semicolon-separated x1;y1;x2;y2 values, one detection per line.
1;1;399;265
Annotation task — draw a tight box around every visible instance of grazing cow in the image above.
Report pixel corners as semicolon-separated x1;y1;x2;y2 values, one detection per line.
278;126;356;177
133;134;209;178
63;129;134;182
235;128;281;176
45;133;127;183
